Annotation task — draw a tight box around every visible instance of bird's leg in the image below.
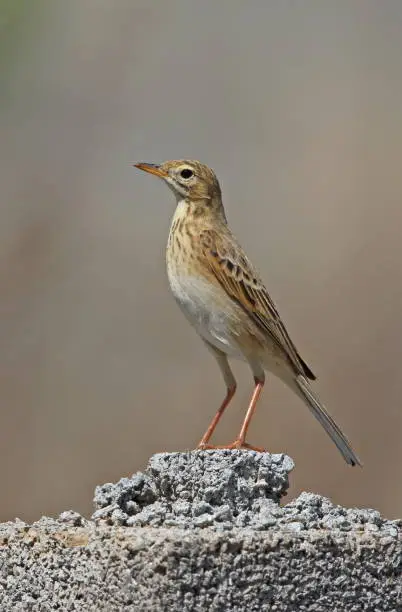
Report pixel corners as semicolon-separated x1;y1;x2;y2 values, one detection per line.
199;376;266;452
197;342;237;449
229;376;265;450
197;384;237;448
219;363;266;451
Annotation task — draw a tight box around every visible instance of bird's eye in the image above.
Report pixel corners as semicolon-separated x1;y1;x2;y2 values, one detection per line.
180;168;194;179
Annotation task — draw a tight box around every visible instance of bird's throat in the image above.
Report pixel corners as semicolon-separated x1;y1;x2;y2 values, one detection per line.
174;197;227;225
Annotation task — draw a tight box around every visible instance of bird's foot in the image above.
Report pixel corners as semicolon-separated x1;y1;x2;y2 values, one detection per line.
197;440;266;452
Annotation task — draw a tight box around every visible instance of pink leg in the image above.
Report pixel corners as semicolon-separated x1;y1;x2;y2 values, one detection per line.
234;378;265;448
218;377;265;451
197;384;237;448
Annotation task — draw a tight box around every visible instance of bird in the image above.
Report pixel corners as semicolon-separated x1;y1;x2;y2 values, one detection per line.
134;159;362;467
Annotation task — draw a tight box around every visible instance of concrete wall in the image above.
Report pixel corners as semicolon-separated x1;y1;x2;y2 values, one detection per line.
1;452;400;610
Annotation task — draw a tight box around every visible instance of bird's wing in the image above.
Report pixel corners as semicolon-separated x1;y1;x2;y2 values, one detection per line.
200;228;315;380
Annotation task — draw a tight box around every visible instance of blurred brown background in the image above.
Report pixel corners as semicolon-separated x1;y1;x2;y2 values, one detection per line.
1;0;401;523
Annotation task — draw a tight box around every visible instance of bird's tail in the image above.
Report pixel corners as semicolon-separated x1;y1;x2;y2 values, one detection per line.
295;375;362;467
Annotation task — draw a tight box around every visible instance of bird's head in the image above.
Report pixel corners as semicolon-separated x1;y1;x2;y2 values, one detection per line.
134;159;222;203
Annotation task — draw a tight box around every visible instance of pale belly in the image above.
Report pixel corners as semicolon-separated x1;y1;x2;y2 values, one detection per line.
167;269;244;359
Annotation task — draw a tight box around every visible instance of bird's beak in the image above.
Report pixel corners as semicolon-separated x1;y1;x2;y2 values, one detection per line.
133;162;168;178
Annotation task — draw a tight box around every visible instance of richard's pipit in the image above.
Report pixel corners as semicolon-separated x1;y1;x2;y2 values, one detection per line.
135;160;361;466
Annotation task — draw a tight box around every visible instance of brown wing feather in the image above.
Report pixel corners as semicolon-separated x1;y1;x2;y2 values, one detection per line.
200;228;315;380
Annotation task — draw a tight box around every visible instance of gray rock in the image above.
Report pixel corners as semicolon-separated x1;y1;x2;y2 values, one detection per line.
0;522;400;611
92;450;294;529
91;451;401;538
0;450;400;611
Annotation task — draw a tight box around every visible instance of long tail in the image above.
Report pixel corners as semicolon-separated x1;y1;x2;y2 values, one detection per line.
295;375;362;467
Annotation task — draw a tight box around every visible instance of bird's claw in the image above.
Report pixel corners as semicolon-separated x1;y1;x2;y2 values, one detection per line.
197;440;266;452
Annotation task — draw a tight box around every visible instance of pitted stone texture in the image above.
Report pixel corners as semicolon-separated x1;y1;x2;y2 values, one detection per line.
283;492;401;535
93;450;294;529
92;452;401;538
0;522;401;611
148;450;292;504
1;451;401;610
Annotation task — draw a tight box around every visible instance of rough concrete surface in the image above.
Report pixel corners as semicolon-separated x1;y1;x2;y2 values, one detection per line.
1;451;401;611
